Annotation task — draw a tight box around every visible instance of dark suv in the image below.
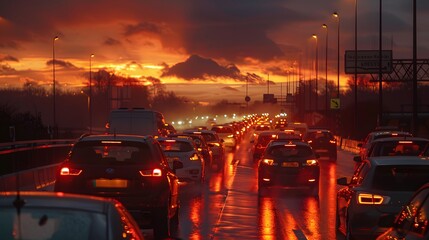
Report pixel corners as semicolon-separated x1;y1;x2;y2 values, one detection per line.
54;134;183;239
257;140;320;197
304;128;337;161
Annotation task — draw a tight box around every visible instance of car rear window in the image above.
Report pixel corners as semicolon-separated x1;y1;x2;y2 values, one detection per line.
159;141;193;152
211;127;234;134
372;165;429;191
306;131;333;140
0;208;106;239
71;141;153;164
371;140;428;157
267;145;313;158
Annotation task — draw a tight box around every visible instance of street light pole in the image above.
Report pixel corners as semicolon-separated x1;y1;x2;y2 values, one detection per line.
322;24;329;115
52;36;59;137
378;0;383;126
89;54;94;134
333;12;340;98
354;0;358;134
312;34;318;111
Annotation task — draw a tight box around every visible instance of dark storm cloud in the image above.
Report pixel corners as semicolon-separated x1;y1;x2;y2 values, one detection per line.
1;55;19;62
181;1;305;62
124;22;164;36
0;0;308;62
222;86;239;92
104;37;121;46
0;41;20;49
46;59;79;70
161;55;242;81
0;64;16;75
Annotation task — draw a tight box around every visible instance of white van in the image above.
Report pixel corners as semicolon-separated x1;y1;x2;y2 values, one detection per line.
107;108;169;137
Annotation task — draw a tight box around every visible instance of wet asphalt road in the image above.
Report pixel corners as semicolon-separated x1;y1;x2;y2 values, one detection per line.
142;131;356;240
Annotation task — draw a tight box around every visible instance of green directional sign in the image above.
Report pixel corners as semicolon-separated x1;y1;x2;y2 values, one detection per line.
330;98;340;109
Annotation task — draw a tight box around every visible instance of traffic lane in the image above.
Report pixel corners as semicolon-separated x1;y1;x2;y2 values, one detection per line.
141;143;241;239
142;140;357;239
259;149;356;240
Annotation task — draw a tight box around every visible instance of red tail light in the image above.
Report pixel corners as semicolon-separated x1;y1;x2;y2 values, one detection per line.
139;168;162;177
60;167;82;176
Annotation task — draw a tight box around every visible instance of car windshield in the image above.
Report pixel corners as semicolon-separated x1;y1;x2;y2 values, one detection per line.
267;145;313;158
71;141;153;164
306;131;333;140
371;140;428;157
0;208;106;239
159;141;193;152
372;165;429;191
212;127;233;134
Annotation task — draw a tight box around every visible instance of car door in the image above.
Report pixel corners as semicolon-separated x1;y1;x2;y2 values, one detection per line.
337;162;371;234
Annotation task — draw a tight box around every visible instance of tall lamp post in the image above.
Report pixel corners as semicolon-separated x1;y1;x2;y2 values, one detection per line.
333;12;340;98
89;54;95;134
322;24;329;114
52;36;59;137
354;0;358;133
312;34;319;111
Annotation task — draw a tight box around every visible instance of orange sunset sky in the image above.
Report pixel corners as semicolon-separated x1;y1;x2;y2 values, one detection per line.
1;0;428;103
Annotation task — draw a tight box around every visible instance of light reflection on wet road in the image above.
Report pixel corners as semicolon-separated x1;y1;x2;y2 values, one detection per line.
143;132;355;239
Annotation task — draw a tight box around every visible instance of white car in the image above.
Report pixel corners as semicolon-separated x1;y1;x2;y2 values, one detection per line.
158;137;205;182
210;125;237;149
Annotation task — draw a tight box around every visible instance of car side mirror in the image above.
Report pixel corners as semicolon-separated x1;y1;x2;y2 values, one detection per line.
337;177;348;186
353;155;362;163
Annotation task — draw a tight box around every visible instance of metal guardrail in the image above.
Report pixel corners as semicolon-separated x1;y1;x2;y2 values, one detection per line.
335;135;362;155
0;139;77;153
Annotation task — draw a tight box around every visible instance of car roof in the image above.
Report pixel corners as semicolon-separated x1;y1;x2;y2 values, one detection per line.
0;191;118;213
371;136;429;143
157;137;194;144
367;156;429;166
370;131;412;137
307;128;331;133
183;129;217;134
268;140;310;147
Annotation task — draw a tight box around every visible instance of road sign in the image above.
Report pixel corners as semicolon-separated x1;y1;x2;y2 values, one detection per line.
345;50;393;74
330;98;340;109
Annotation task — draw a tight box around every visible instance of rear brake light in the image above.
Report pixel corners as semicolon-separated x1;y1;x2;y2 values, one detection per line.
262;159;274;165
307;140;313;144
139;168;162;177
330;140;336;144
60;167;82;176
190;153;199;161
398;141;413;144
357;193;390;205
101;140;122;144
304;159;318;166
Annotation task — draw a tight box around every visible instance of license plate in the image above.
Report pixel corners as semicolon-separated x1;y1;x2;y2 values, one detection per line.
166;157;179;163
282;162;299;167
94;179;128;188
315;149;328;153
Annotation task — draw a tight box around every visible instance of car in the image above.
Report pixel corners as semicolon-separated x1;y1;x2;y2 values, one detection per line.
211;124;238;150
354;137;429;164
0;191;145;240
358;130;413;161
251;131;281;162
54;134;183;239
377;182;429;240
287;122;309;137
257;140;320;197
157;137;205;183
107;108;170;137
168;133;213;168
183;129;225;172
304;128;337;161
336;156;429;240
